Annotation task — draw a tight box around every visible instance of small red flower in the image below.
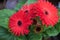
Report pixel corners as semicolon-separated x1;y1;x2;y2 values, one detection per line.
9;10;32;36
29;4;39;18
37;1;58;26
21;3;40;18
27;3;43;18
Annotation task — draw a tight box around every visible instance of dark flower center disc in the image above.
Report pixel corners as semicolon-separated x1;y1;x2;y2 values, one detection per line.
18;21;22;26
25;10;28;13
32;19;37;25
36;27;41;32
45;11;48;15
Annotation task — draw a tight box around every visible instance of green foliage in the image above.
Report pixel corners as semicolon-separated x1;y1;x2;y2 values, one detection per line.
0;18;9;29
28;23;60;40
43;26;52;32
0;9;16;29
55;22;60;32
43;23;60;37
45;27;59;36
26;0;37;4
28;25;51;40
0;9;16;18
0;26;26;40
27;32;42;40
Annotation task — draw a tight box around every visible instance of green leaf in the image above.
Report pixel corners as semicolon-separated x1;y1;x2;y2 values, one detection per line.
0;9;16;29
0;18;9;29
0;9;16;19
27;32;42;40
43;26;52;32
27;0;37;4
18;36;27;40
0;28;10;39
55;22;60;32
45;27;59;36
0;26;26;40
30;25;36;31
15;0;27;10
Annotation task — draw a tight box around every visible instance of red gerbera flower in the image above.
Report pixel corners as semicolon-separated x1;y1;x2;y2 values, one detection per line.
29;4;39;18
9;10;32;36
37;1;58;26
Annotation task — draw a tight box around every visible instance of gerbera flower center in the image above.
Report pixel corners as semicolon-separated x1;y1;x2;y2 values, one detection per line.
45;11;48;15
25;10;28;13
36;27;41;32
32;19;37;25
18;21;22;26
